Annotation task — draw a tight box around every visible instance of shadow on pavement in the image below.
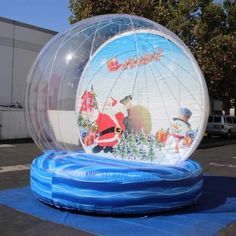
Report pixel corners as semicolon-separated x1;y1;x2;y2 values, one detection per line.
0;138;33;144
177;175;236;214
198;136;236;149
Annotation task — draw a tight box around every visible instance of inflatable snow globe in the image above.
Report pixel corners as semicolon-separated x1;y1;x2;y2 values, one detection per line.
26;14;209;214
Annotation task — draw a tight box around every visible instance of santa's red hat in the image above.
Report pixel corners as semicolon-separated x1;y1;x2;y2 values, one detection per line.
110;97;117;106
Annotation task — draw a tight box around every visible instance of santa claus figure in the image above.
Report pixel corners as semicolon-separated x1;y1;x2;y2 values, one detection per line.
92;95;132;153
164;108;192;160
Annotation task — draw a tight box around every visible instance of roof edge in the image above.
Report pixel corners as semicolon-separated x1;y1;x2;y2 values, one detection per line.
0;16;58;35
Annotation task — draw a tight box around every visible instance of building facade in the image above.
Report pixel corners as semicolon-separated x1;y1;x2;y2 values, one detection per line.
0;17;57;139
0;17;57;106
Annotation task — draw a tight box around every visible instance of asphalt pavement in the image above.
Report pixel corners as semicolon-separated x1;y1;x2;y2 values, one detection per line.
0;137;236;236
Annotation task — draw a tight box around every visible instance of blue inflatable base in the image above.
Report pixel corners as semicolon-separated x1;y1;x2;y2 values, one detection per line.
31;151;203;214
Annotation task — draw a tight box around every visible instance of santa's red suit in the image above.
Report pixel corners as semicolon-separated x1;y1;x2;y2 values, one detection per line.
96;101;127;147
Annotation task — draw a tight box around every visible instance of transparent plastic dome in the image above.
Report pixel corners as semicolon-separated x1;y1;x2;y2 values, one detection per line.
25;14;209;165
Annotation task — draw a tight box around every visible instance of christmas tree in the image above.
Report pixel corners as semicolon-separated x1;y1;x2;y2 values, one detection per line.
113;130;161;162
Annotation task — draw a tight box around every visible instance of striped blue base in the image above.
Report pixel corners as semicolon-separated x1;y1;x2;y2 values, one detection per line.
30;151;203;214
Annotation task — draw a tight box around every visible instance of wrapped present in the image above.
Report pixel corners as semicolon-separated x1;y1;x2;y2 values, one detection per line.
183;136;193;147
83;136;89;146
156;129;168;143
88;132;95;145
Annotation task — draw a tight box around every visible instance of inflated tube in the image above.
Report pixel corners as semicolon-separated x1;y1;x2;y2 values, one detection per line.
31;151;203;215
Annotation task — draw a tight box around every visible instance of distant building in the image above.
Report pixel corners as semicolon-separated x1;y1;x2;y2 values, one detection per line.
0;17;57;139
0;16;57;105
210;98;223;115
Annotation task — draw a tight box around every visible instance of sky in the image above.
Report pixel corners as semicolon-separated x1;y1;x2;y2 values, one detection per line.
0;0;71;32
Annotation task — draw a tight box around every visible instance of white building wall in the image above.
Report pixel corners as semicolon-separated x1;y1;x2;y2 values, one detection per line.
0;20;14;105
0;17;57;139
0;17;57;106
12;48;38;103
0;44;13;104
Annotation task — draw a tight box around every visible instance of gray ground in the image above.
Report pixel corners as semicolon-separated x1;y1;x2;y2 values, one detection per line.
0;137;236;236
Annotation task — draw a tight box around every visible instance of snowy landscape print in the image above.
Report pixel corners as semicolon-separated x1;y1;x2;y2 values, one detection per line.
76;30;208;165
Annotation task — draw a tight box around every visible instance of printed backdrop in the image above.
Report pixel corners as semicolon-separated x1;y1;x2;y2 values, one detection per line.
76;30;207;164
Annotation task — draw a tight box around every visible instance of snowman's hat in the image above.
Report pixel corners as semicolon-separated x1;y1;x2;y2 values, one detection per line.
173;108;192;125
179;108;192;118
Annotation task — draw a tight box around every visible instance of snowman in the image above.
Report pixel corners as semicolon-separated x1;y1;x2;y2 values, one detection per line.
163;108;192;163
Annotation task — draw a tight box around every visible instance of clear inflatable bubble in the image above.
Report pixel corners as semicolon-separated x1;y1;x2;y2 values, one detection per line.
25;14;209;165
